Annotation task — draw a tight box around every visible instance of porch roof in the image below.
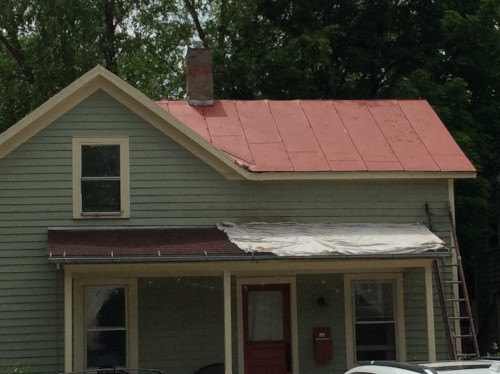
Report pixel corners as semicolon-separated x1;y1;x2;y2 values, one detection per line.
47;225;450;264
47;227;244;258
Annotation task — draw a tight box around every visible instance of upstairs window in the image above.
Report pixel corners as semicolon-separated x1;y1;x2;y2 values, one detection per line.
73;137;130;218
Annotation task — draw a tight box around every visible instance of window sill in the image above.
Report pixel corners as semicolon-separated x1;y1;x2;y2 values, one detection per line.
76;211;130;219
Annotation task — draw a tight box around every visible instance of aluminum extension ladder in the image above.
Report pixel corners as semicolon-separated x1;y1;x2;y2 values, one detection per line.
427;202;480;359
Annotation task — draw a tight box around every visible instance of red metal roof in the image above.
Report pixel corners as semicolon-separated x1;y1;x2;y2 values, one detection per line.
47;228;245;261
156;99;475;173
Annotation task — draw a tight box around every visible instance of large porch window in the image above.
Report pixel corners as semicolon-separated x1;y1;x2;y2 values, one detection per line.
85;286;127;368
74;278;138;371
353;281;396;361
344;273;405;368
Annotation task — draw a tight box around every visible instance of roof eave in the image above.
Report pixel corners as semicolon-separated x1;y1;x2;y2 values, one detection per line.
238;170;476;181
48;251;451;264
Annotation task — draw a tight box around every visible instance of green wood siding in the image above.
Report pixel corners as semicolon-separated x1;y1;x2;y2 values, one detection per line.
296;274;345;374
0;90;454;373
404;268;429;361
138;277;224;374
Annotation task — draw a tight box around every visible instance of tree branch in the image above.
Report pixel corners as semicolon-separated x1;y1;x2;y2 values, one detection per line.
217;0;227;47
183;0;207;46
0;31;34;83
102;0;118;73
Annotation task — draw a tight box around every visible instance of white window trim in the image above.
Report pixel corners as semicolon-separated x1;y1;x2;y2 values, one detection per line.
72;136;130;219
73;278;138;371
344;273;406;369
236;277;299;374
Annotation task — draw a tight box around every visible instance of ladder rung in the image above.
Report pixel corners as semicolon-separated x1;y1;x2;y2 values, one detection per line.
449;316;469;320
446;298;466;302
444;281;463;284
454;334;473;338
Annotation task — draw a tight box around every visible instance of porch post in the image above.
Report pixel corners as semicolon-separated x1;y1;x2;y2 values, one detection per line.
425;263;437;361
224;271;233;374
64;269;73;372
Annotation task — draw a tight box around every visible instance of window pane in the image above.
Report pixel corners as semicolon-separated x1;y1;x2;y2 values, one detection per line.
82;180;121;212
355;322;396;361
82;145;120;177
248;290;283;341
87;330;126;368
85;287;125;328
353;280;397;362
354;282;394;321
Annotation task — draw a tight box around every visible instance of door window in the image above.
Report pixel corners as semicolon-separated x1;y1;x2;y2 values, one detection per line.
248;290;284;341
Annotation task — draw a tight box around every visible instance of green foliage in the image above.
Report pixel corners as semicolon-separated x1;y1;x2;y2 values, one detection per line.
487;342;499;356
0;363;30;374
0;0;193;132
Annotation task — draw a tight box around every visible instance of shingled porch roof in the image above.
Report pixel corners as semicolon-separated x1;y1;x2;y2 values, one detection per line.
47;228;247;263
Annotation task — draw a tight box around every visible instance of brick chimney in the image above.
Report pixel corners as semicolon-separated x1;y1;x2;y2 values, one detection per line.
186;45;214;106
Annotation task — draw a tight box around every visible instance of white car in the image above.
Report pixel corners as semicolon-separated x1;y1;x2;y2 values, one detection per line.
344;360;500;374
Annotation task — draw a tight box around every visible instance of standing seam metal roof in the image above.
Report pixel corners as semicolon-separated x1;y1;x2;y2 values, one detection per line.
156;99;475;173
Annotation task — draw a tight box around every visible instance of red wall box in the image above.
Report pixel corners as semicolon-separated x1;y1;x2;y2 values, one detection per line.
313;327;333;362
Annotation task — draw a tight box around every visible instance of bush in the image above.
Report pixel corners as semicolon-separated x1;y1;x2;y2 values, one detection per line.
1;363;30;374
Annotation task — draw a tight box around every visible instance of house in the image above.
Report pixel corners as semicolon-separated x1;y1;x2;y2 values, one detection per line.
0;47;476;374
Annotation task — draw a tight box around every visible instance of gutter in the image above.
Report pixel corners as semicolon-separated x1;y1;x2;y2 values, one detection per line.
48;251;451;264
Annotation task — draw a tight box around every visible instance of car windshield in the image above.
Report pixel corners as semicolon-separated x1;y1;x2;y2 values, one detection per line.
422;360;498;373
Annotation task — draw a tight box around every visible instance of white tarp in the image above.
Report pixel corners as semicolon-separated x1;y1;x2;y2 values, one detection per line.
216;222;446;257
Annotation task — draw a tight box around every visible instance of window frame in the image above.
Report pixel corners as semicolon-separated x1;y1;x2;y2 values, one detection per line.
72;137;130;219
344;273;406;369
73;278;138;371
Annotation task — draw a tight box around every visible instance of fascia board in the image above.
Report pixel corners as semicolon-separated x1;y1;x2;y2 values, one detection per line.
239;170;477;181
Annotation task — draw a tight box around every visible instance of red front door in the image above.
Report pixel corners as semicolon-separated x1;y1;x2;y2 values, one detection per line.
242;284;292;374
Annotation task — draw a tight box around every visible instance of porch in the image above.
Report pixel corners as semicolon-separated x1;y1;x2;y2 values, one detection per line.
61;259;441;374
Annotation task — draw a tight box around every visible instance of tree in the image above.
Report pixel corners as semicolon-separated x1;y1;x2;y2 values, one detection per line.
0;0;194;132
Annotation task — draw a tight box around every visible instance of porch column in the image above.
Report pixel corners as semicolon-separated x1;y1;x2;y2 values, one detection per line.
224;271;233;374
425;263;437;361
64;269;73;372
